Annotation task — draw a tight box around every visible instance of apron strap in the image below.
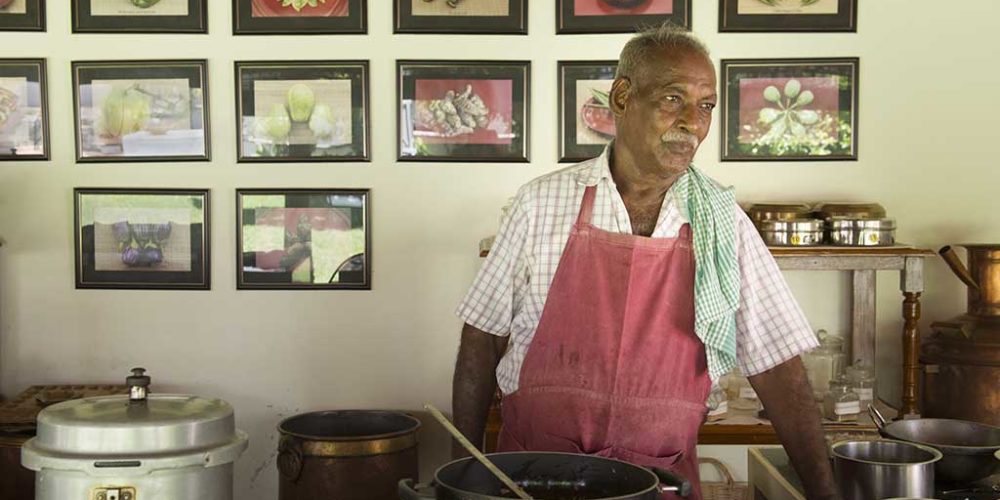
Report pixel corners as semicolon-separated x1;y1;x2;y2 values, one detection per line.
576;185;597;226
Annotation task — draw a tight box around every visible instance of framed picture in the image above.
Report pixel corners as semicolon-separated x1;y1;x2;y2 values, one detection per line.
71;0;208;33
398;60;529;162
0;0;45;31
0;58;48;161
233;0;366;35
75;188;210;290
235;61;369;163
557;0;690;34
394;0;527;34
719;0;856;32
72;60;210;163
237;189;371;290
559;60;617;163
721;57;859;162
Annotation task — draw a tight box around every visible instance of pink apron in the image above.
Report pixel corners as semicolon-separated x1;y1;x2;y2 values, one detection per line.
497;185;711;499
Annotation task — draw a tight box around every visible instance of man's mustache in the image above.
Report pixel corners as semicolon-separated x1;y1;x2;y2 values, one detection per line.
661;131;699;148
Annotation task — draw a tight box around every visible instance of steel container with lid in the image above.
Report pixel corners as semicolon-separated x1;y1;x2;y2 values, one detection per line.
828;218;897;246
21;368;248;500
759;218;824;246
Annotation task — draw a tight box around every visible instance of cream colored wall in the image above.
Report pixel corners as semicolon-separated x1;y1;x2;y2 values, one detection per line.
1;1;998;496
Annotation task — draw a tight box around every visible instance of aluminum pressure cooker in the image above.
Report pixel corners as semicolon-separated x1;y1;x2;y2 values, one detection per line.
21;368;248;500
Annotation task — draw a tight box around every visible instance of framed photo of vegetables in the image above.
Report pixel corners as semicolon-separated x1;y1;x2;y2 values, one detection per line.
0;0;45;32
235;61;369;162
719;0;857;32
72;60;210;163
71;0;208;33
74;188;210;290
237;189;371;290
558;60;617;163
0;58;49;161
233;0;366;35
556;0;690;34
720;57;859;162
397;60;529;162
394;0;527;34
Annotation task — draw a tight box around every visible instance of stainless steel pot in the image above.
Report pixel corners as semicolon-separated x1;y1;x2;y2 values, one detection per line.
828;218;896;246
830;440;941;500
759;219;824;246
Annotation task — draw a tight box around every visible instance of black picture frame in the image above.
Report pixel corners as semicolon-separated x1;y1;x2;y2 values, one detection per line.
394;0;527;34
397;60;530;163
233;0;366;35
236;188;371;290
557;0;690;34
719;0;857;32
0;58;49;161
71;0;208;33
720;57;859;162
0;0;45;32
558;60;617;163
74;187;211;290
72;59;211;163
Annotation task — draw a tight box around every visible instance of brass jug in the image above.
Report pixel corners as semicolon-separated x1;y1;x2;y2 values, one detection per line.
939;244;1000;317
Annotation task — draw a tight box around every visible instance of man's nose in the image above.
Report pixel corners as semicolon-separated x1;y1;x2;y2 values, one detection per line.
676;103;700;135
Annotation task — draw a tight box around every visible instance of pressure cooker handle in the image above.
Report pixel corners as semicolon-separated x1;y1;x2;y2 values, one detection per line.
398;479;436;500
651;467;692;498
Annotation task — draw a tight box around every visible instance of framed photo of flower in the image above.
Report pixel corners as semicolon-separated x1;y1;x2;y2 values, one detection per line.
0;58;49;161
75;188;210;290
72;0;208;33
0;0;45;31
235;61;369;162
233;0;366;35
397;60;529;162
237;189;371;290
394;0;527;34
558;60;617;163
721;57;859;161
557;0;690;34
72;60;210;163
719;0;857;32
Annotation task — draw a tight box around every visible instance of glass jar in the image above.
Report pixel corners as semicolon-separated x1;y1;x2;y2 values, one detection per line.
845;362;876;407
722;367;760;418
801;329;847;401
823;375;861;422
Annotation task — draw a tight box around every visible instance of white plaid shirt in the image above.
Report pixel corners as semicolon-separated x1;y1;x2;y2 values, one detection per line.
456;149;819;399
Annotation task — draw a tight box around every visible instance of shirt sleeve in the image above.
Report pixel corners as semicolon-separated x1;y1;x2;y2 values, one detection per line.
734;209;820;376
455;187;532;337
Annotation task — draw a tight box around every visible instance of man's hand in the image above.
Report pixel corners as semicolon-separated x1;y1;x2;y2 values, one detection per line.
451;323;508;458
749;357;842;500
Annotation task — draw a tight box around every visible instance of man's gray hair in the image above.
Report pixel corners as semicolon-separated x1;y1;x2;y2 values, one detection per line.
616;24;710;86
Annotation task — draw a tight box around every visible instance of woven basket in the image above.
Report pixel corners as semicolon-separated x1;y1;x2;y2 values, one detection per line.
700;457;750;500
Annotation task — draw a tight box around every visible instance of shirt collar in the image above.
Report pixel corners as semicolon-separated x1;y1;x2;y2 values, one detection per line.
574;144;614;187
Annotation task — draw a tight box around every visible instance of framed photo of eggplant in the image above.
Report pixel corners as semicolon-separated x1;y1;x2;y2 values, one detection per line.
233;0;366;35
0;0;45;32
394;0;527;34
74;188;210;290
721;57;859;162
72;60;210;163
237;189;371;290
0;58;49;161
557;0;690;34
719;0;857;32
558;60;617;163
71;0;208;33
397;60;529;162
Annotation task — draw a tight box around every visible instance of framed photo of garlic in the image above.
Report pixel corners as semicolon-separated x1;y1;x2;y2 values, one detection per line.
719;0;857;32
233;0;366;35
235;61;369;163
394;0;527;34
0;58;49;161
0;0;45;31
71;0;208;33
237;188;371;290
720;57;859;161
71;60;210;163
558;60;617;163
397;60;530;162
557;0;690;34
74;188;210;290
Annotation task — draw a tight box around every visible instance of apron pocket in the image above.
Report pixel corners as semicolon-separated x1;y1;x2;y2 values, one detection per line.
610;445;684;470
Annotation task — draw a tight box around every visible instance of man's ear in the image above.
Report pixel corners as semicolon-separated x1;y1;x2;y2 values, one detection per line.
610;77;631;118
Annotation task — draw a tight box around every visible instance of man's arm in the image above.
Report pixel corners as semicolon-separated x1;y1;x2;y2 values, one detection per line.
749;356;841;500
452;323;509;458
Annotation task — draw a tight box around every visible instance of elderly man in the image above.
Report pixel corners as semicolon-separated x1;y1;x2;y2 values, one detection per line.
453;25;839;500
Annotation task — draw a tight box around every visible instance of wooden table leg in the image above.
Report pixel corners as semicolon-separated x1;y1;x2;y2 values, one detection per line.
902;291;922;417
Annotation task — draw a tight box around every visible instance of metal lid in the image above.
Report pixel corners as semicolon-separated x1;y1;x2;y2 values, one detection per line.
759;218;824;232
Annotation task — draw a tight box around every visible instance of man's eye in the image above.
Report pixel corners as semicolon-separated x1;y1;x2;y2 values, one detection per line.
701;103;717;111
662;95;681;105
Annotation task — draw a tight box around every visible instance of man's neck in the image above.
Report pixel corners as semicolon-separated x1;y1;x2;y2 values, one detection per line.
609;142;685;202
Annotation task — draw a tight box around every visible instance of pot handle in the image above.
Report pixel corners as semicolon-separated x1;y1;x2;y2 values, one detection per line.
868;404;888;431
277;435;304;483
398;479;436;500
651;467;692;498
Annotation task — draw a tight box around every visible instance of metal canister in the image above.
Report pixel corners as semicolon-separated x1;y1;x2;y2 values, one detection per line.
277;410;420;500
827;218;896;246
831;440;940;500
758;218;824;246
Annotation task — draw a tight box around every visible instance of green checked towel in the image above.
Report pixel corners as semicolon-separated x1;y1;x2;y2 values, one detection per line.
672;166;740;383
